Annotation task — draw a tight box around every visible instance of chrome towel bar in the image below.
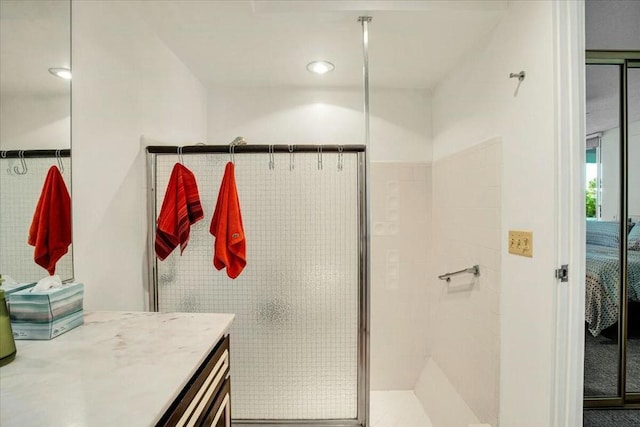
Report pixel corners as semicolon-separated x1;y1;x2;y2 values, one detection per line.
438;265;480;282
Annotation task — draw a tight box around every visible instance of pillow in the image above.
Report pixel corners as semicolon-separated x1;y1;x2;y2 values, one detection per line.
586;221;620;248
629;223;640;251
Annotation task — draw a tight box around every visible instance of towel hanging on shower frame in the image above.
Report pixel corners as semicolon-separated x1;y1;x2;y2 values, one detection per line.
210;161;246;279
155;160;204;261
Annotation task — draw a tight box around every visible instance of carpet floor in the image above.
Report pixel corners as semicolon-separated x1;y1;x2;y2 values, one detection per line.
583;327;640;426
584;329;640;396
584;409;640;427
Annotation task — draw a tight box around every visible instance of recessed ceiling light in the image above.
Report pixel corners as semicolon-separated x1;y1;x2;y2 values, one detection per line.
306;61;335;75
48;67;72;80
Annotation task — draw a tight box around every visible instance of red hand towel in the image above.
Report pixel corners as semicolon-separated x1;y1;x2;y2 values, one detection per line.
28;165;72;275
155;163;204;261
210;162;246;279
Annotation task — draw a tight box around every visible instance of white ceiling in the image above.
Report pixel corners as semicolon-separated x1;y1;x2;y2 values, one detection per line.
586;0;640;51
585;0;640;135
586;65;640;136
2;0;637;135
0;0;70;96
129;0;506;89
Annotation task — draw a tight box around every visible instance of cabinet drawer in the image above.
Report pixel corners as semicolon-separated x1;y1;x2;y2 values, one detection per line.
157;335;230;427
202;377;230;427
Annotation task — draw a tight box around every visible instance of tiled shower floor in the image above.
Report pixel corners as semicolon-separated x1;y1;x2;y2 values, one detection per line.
370;391;433;427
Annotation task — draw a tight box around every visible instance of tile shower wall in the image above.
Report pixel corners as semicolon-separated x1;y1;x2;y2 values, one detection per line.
370;162;431;390
0;157;72;282
423;138;501;425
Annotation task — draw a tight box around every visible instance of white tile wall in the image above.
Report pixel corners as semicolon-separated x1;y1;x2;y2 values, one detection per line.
425;138;502;425
370;391;433;427
414;358;481;427
370;162;432;390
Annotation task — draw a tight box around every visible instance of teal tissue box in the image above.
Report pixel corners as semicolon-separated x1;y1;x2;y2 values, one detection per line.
1;282;36;295
10;310;84;340
8;282;84;340
2;282;36;313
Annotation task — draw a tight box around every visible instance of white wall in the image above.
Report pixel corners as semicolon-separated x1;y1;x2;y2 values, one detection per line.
207;87;432;163
0;93;70;150
430;1;558;425
72;0;207;310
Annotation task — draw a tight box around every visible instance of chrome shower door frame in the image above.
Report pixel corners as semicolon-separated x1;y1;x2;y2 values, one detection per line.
145;146;370;427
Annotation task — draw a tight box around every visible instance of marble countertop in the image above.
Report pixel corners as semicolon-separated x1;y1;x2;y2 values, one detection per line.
0;311;234;427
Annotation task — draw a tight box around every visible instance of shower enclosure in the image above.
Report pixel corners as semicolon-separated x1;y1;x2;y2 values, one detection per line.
146;145;369;426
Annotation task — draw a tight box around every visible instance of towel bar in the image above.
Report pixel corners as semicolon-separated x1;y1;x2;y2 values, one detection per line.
438;265;480;282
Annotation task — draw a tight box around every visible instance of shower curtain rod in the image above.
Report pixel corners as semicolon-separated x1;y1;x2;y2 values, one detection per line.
1;149;70;159
146;144;365;154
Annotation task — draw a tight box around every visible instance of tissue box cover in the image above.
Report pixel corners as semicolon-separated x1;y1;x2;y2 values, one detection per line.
8;282;84;340
2;282;36;312
2;282;36;295
11;310;84;340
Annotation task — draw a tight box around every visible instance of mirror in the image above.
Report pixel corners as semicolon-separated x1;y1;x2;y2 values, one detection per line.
584;64;622;398
626;66;640;394
0;0;72;284
584;62;640;400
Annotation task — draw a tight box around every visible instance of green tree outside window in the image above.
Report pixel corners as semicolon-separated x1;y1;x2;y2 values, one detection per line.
586;178;597;218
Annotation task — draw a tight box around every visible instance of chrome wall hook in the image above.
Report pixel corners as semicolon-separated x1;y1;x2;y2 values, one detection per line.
509;71;526;97
510;71;526;80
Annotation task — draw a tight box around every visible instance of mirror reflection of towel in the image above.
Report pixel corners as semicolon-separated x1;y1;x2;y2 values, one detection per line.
210;162;246;279
155;163;204;260
28;166;71;275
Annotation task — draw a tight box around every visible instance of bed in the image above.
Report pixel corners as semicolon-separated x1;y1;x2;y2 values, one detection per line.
585;221;640;336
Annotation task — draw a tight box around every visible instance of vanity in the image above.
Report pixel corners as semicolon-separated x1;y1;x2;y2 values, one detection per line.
0;311;234;427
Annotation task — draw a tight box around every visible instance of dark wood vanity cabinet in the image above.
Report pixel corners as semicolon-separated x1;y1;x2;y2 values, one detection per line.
157;335;230;427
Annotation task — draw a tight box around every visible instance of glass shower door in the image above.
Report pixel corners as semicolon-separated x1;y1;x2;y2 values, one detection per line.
151;150;364;423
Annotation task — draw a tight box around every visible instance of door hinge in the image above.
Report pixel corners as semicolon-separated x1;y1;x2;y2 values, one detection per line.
555;264;569;282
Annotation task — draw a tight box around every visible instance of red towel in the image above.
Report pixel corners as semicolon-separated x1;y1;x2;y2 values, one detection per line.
155;163;204;260
28;166;72;275
210;162;246;279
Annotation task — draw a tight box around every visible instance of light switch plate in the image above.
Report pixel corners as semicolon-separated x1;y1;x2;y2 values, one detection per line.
508;230;533;257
